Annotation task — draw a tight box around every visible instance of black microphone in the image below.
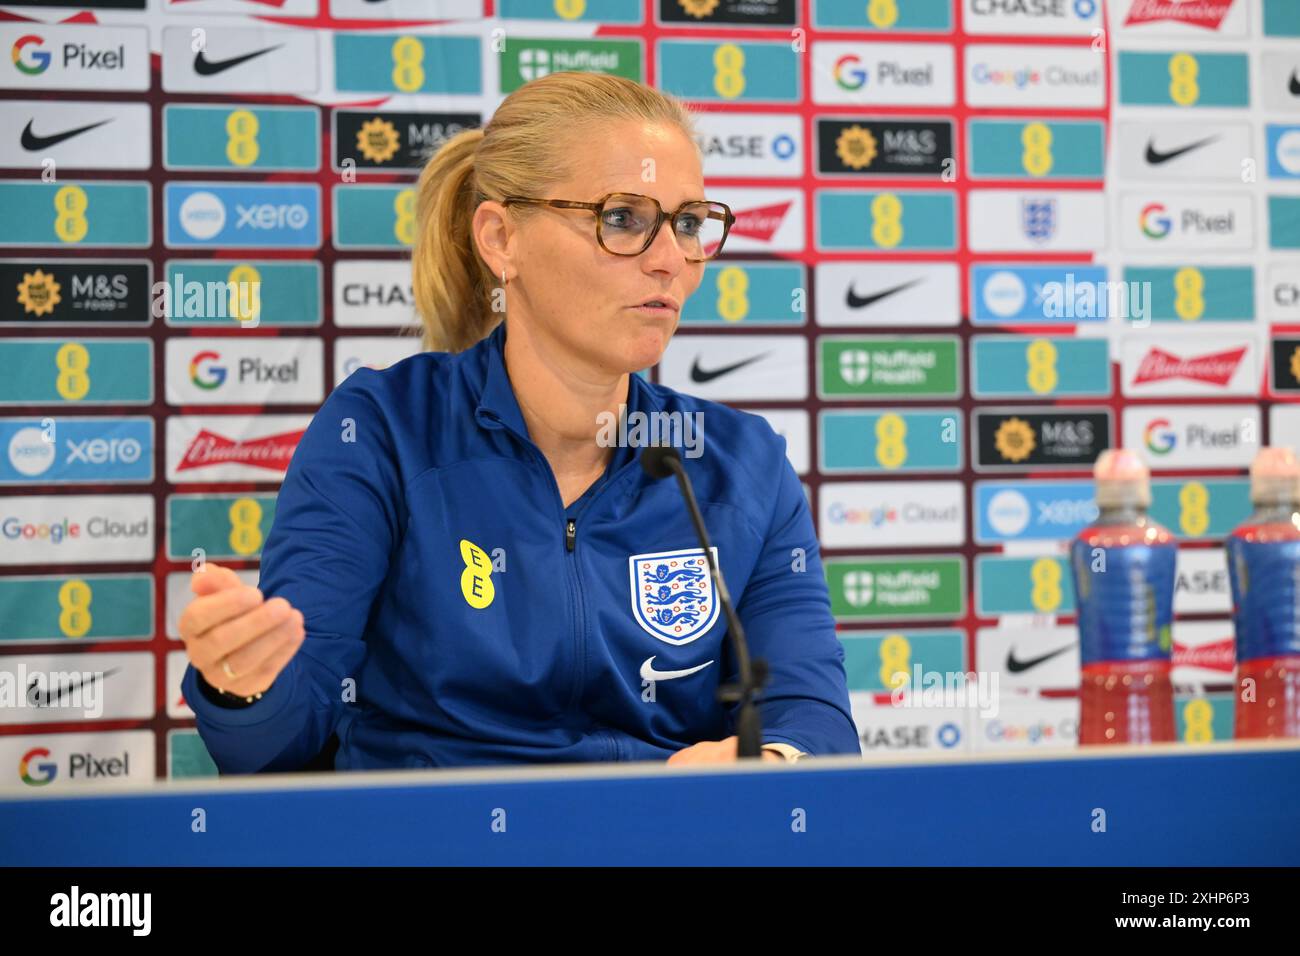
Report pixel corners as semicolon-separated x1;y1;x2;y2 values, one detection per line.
640;445;768;758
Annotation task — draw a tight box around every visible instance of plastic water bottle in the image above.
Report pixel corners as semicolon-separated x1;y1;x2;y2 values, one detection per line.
1226;446;1300;740
1070;449;1177;745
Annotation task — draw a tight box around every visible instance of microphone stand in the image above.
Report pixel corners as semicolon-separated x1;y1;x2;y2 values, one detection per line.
655;451;769;758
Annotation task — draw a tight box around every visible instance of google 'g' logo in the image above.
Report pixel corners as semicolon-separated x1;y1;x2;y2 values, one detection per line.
1145;418;1176;455
1140;202;1172;240
12;35;51;76
190;350;227;389
20;747;57;786
833;54;868;91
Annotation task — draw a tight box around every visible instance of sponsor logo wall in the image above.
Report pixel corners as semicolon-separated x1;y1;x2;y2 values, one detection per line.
1;0;1296;780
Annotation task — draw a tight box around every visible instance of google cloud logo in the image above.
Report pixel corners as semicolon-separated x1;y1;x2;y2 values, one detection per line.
1145;418;1176;455
833;54;868;91
12;35;50;76
1140;202;1172;239
20;747;57;786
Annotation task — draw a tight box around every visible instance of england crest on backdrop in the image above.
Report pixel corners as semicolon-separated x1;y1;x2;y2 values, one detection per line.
629;547;722;645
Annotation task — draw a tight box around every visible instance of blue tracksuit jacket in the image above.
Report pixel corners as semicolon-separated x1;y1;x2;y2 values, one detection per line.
182;321;861;771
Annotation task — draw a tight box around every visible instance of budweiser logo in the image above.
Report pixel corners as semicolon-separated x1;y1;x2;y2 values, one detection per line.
1124;0;1235;30
176;428;304;473
1173;638;1235;673
728;201;791;244
1131;346;1246;386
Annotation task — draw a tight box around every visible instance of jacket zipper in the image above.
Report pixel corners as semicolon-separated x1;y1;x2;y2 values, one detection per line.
491;416;638;718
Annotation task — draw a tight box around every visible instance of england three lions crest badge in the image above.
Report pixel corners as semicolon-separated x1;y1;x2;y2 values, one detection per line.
629;547;722;645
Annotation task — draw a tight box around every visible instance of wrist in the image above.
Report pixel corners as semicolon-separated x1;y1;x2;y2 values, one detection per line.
196;669;268;709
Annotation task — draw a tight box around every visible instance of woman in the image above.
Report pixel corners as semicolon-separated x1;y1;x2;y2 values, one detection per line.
179;72;860;772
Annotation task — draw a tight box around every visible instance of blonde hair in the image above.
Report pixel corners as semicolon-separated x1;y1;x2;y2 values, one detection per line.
411;71;701;353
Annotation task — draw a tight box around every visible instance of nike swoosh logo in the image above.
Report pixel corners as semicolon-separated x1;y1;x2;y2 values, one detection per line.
1005;644;1074;674
1144;135;1220;166
689;353;768;384
193;45;283;77
20;117;112;152
845;278;922;310
1291;70;1300;96
640;656;714;682
28;667;119;706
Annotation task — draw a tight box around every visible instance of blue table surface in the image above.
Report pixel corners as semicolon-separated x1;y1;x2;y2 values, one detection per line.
2;741;1298;866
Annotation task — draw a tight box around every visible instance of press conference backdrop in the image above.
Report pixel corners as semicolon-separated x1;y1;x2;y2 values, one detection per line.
0;0;1298;787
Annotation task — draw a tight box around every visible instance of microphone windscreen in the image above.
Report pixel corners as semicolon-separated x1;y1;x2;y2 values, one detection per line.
640;445;681;480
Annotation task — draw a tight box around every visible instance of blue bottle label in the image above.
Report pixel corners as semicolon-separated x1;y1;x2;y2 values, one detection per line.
1225;535;1300;661
1070;538;1176;664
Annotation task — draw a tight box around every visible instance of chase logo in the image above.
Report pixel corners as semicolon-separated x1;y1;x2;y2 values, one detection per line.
164;183;320;249
963;0;1100;35
1;418;153;484
975;480;1097;543
19;747;55;786
1117;51;1250;108
11;35;49;75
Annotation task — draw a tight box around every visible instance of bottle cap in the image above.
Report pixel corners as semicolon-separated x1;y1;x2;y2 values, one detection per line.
1094;448;1151;509
1249;446;1300;505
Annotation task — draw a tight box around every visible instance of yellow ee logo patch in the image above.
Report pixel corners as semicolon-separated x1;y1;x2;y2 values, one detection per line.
459;539;495;609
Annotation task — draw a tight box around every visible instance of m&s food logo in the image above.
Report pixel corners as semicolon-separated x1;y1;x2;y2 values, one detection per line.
12;35;50;75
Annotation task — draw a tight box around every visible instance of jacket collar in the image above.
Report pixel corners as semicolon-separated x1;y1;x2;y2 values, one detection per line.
472;320;662;440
